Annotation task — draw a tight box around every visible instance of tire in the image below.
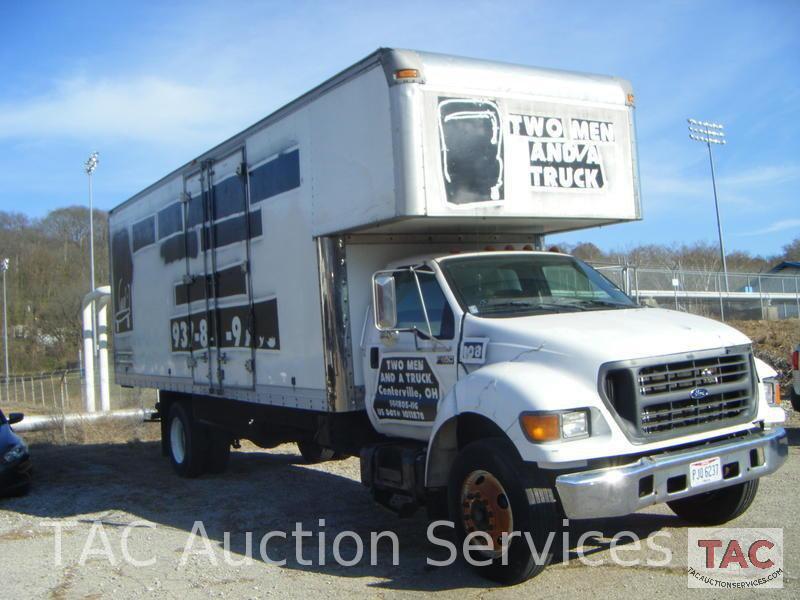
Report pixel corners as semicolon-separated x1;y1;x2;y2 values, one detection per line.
167;402;208;478
3;481;31;498
447;438;560;585
206;429;232;474
790;388;800;413
297;440;337;464
668;479;759;525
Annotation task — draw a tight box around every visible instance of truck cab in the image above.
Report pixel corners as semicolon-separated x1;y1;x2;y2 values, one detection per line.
359;249;787;582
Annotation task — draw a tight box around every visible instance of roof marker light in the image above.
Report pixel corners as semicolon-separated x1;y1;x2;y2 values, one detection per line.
394;69;419;80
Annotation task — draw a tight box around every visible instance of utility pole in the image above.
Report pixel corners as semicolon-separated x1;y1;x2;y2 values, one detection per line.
1;258;9;403
688;119;729;293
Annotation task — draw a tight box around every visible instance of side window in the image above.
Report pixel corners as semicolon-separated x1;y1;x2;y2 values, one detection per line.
394;270;454;340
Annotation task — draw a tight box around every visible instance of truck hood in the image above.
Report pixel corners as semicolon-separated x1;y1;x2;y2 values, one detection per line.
465;307;751;364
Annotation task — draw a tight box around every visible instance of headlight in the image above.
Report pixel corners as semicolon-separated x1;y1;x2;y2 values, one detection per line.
3;444;26;464
520;410;590;442
762;377;781;407
561;410;590;439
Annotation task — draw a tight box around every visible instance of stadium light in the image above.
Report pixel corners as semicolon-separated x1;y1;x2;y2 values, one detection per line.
687;119;729;294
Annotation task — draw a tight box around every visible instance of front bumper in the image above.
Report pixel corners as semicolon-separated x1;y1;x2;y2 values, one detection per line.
555;428;787;519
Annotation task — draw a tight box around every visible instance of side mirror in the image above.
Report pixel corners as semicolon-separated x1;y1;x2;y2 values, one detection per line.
373;273;397;331
8;413;24;425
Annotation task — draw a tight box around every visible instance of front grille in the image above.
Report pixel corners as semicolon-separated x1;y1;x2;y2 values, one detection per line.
640;388;751;435
638;354;750;397
602;350;756;441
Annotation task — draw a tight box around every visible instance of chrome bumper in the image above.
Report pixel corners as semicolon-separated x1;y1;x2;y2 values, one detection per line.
555;428;788;520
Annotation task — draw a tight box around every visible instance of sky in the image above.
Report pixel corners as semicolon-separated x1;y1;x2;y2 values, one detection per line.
0;1;798;256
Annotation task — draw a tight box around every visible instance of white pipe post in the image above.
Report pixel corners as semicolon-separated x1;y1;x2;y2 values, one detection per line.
82;298;96;412
98;299;111;411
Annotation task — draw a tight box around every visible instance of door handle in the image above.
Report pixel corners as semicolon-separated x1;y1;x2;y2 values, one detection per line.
370;347;379;369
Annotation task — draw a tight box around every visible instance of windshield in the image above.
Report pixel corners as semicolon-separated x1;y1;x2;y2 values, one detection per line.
439;253;637;317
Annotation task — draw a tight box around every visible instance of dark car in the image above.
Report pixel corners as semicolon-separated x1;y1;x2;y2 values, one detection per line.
0;409;31;496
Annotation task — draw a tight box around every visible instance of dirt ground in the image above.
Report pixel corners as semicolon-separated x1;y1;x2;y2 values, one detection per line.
729;318;799;382
0;410;797;599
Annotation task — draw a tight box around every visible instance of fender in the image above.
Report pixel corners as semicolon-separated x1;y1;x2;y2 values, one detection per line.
425;360;602;487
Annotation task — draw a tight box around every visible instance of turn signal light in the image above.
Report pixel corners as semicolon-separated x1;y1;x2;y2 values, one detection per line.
520;414;560;442
394;68;420;80
792;350;798;371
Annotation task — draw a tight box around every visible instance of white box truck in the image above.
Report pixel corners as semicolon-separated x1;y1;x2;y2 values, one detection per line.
109;48;787;583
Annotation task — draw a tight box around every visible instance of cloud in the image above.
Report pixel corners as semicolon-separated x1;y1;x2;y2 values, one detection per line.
746;219;800;236
642;163;800;213
0;75;267;148
719;165;800;187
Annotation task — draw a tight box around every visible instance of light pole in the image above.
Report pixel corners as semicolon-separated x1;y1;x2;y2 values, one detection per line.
84;152;99;360
1;258;9;403
84;151;99;293
688;119;729;293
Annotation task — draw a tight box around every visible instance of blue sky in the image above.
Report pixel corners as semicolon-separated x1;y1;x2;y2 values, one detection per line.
0;1;797;256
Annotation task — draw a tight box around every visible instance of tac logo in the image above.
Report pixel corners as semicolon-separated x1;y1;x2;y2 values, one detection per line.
687;528;783;589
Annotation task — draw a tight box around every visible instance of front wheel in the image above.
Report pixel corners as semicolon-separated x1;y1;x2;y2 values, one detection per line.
668;479;759;525
447;438;560;585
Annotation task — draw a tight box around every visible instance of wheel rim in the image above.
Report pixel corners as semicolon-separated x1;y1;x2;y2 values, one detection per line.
460;469;514;557
170;416;186;464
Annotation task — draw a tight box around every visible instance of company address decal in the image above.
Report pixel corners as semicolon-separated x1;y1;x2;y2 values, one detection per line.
374;356;439;422
508;114;614;189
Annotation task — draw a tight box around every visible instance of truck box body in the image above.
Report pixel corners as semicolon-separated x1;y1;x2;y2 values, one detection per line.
109;48;640;413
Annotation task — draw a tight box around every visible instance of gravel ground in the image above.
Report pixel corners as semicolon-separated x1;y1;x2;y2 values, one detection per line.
1;412;798;599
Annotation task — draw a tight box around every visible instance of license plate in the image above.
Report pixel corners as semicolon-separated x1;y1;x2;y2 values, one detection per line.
689;456;722;487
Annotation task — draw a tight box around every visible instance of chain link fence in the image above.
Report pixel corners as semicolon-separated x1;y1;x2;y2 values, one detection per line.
0;369;156;415
593;264;800;321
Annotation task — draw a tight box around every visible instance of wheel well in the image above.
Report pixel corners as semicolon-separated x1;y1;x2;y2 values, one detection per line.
425;412;518;488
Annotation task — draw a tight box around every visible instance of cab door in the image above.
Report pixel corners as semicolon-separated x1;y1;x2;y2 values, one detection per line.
363;266;459;441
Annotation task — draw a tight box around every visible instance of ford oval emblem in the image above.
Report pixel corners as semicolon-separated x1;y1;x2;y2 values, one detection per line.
690;388;710;400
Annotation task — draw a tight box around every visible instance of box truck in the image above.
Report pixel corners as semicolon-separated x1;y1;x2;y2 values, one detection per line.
109;48;787;583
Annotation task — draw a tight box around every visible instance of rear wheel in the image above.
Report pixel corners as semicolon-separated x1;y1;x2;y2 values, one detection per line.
447;438;560;585
167;403;208;478
668;479;759;525
297;440;337;464
790;388;800;412
206;429;232;474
